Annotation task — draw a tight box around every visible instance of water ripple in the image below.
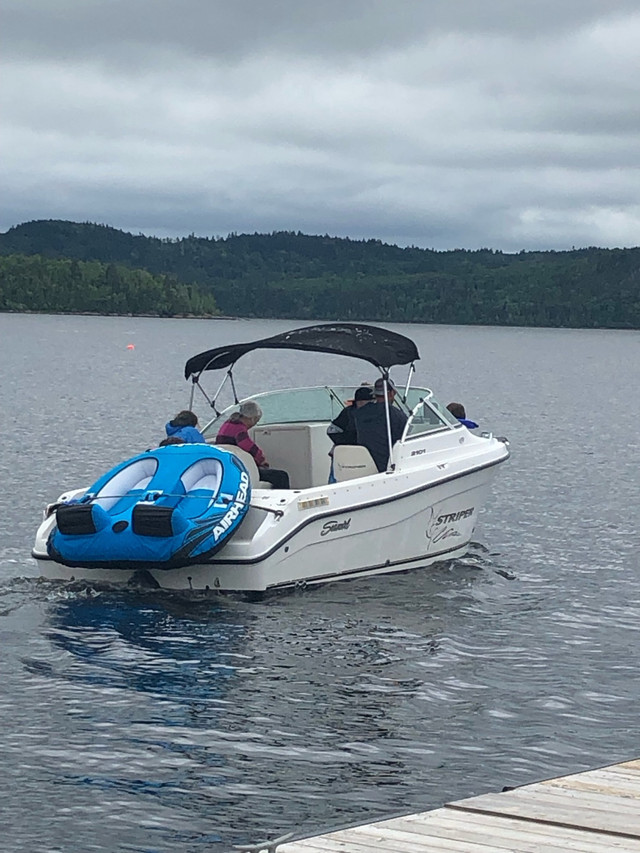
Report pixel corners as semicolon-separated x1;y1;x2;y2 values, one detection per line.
3;319;640;851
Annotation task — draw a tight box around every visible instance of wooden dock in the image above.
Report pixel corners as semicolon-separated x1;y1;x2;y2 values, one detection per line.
255;759;640;852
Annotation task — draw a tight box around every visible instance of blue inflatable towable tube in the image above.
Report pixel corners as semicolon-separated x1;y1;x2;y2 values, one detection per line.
47;445;251;570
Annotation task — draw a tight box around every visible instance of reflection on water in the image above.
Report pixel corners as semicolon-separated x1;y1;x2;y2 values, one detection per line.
5;546;640;853
46;592;249;702
1;568;499;851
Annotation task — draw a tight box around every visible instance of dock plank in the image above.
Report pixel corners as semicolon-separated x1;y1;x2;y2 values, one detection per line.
337;823;517;853
453;783;640;823
617;760;640;772
348;820;614;853
587;766;640;783
280;809;640;853
393;810;640;852
279;837;375;852
281;826;512;853
275;759;640;853
542;767;640;799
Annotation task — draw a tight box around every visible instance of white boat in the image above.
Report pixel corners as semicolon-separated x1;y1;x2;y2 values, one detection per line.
32;323;509;594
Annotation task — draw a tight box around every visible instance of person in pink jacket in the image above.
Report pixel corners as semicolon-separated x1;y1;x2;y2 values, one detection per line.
215;401;290;489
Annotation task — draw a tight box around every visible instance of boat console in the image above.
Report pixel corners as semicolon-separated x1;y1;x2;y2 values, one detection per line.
252;423;333;489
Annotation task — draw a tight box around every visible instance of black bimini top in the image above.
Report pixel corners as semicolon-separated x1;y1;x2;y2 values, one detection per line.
184;323;420;379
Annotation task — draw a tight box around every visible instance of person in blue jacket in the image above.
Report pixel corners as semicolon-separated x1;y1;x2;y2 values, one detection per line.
446;402;478;429
165;410;206;443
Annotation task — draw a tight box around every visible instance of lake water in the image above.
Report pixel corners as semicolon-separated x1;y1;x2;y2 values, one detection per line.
1;313;639;852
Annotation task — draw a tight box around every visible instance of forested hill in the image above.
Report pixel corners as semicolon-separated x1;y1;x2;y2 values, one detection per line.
2;219;640;328
0;254;218;317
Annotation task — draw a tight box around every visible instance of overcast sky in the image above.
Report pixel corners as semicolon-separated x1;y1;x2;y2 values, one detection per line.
3;0;640;251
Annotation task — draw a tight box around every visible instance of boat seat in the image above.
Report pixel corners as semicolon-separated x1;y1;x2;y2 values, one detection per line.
218;445;273;489
332;445;379;481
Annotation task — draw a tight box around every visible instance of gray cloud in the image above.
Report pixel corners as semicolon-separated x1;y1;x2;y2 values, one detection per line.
2;0;640;251
5;0;639;61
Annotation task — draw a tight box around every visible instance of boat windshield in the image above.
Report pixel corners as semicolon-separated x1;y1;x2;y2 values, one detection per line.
201;385;440;437
404;395;460;439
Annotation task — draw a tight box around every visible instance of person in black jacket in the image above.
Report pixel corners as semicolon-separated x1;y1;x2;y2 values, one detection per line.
326;385;375;482
327;385;375;445
353;378;408;471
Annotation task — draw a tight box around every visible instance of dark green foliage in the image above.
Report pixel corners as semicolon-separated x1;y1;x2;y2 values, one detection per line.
1;219;640;328
0;253;219;317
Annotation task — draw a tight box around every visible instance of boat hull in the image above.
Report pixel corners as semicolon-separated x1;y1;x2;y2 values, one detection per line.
34;451;505;592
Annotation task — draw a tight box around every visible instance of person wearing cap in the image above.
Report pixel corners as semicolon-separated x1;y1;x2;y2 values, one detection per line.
327;384;375;446
353;377;408;472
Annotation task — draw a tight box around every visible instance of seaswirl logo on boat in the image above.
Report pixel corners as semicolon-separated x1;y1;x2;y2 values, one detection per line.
320;518;351;537
425;505;474;545
212;471;250;541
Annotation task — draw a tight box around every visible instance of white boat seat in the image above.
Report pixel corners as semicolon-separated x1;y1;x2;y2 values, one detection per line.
332;445;379;481
217;445;273;489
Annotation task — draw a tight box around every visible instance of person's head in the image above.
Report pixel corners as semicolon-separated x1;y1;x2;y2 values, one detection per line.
238;400;263;427
170;410;198;428
159;436;185;447
447;402;466;420
344;382;373;406
374;377;397;401
353;385;374;407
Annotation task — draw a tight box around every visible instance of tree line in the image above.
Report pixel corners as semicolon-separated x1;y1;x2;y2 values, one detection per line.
1;219;639;328
0;253;219;317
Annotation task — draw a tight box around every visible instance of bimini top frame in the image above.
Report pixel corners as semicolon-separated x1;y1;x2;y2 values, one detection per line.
184;324;420;470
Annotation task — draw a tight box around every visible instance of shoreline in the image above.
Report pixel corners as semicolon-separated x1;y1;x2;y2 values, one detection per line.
2;308;640;332
0;308;237;320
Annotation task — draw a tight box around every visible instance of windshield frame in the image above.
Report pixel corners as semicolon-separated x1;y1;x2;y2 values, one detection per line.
200;384;435;437
402;394;461;441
